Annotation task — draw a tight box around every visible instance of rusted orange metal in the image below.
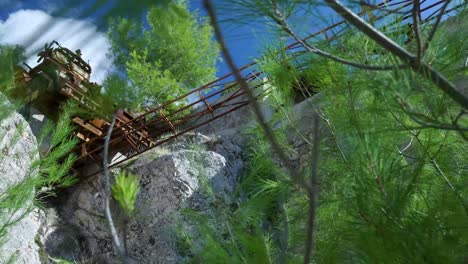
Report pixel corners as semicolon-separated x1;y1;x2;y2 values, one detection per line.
13;40;155;168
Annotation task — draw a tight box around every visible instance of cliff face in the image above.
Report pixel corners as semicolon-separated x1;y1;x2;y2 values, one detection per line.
0;105;41;264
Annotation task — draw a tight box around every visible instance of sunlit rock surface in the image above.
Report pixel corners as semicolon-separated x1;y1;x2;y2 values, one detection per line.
0;106;41;264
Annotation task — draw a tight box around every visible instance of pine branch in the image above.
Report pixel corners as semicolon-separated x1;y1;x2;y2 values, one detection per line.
271;8;408;71
396;97;468;133
325;0;468;107
384;98;468;215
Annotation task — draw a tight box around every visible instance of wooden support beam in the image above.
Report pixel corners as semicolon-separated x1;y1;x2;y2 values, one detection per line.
72;117;103;136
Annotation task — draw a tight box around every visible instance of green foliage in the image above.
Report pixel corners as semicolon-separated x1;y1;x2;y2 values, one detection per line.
220;0;308;25
49;258;76;264
309;15;467;262
178;7;468;263
181;206;281;264
0;45;24;94
36;103;79;189
106;0;219;110
176;126;294;263
0;45;26;117
99;74;135;113
111;171;140;217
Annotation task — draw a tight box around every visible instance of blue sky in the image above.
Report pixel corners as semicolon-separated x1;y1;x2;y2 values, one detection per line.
190;0;270;76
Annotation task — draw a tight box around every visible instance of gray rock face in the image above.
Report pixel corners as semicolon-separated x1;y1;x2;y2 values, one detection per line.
57;133;244;263
0;109;41;264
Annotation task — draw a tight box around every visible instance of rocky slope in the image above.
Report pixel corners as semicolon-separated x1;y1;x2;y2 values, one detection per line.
43;133;245;263
38;94;322;263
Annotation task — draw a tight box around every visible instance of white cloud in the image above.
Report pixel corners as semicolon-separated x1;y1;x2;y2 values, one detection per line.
0;9;112;83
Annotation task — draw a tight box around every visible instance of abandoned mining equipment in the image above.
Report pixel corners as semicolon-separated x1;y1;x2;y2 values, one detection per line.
13;41;154;174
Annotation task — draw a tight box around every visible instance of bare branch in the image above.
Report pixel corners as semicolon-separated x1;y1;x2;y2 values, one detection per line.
407;117;468;132
203;0;311;191
412;0;423;63
453;109;466;124
303;115;320;264
324;0;468;107
103;114;129;262
452;110;468;140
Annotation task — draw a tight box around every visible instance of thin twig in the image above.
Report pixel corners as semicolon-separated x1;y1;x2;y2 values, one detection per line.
397;97;468;132
397;136;414;154
203;0;310;191
424;0;451;51
452;110;468;140
272;9;408;71
325;0;468;107
409;130;456;190
303;115;320;264
412;0;423;64
354;0;409;14
317;111;348;164
405;113;468;131
103;114;128;261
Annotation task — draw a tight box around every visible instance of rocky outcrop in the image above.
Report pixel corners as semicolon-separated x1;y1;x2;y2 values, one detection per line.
51;133;244;263
0;107;41;264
